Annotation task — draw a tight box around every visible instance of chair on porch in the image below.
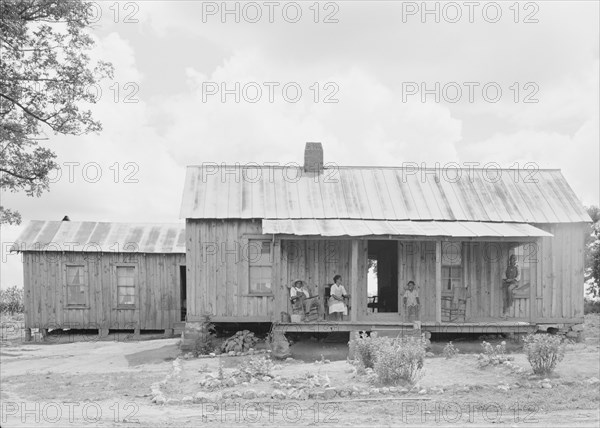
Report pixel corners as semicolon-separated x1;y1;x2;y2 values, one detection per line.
441;286;470;322
367;295;378;312
288;281;321;322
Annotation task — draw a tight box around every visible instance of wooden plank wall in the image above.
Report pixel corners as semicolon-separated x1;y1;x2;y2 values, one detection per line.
463;241;513;320
535;223;586;320
398;241;437;321
185;219;271;321
22;251;184;330
279;239;368;319
184;220;586;324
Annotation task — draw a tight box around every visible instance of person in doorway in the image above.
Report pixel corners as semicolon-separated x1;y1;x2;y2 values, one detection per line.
329;275;349;321
502;254;520;315
403;280;420;322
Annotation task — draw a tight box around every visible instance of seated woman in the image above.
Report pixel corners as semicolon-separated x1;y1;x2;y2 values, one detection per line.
328;275;349;321
290;280;319;318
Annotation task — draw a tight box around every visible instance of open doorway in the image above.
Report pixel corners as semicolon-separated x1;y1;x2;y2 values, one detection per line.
367;241;398;313
180;265;187;321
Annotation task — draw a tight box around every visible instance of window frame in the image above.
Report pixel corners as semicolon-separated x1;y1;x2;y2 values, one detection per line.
441;241;463;292
64;264;89;308
246;238;274;296
114;264;138;309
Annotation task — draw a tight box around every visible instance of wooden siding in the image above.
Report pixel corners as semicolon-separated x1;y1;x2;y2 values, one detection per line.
23;252;184;330
185;219;272;321
278;239;367;319
398;241;437;321
185;219;586;325
535;223;586;320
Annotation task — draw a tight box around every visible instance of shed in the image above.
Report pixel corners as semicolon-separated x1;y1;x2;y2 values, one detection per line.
12;220;186;338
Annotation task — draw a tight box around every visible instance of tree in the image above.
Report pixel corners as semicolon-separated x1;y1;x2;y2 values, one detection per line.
0;0;113;224
585;206;600;298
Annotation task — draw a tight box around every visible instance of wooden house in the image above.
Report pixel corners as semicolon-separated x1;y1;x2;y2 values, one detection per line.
13;221;186;338
180;143;590;339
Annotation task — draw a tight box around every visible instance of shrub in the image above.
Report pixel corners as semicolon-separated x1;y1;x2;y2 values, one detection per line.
523;333;565;375
193;315;216;356
373;336;426;386
0;286;24;314
221;330;258;353
235;355;274;381
351;332;384;369
476;340;513;367
584;298;600;314
443;341;459;359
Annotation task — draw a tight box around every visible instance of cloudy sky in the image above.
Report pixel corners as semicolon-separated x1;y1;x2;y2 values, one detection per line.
1;1;599;288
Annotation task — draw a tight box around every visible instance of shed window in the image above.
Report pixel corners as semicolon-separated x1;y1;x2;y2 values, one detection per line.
248;240;273;295
116;266;136;306
66;265;87;306
442;242;462;291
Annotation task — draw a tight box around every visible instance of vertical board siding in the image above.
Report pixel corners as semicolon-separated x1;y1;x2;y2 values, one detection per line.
535;223;586;320
186;220;268;321
23;252;184;331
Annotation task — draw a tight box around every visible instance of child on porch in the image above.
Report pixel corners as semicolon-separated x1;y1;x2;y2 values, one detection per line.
403;281;420;322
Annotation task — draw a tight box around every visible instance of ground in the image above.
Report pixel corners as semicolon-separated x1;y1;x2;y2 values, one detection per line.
0;315;599;427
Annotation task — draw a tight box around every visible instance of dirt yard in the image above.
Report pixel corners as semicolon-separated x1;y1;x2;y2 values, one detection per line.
1;315;599;427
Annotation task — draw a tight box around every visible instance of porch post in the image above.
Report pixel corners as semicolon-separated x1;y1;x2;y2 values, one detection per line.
435;240;442;323
350;239;359;322
530;238;540;322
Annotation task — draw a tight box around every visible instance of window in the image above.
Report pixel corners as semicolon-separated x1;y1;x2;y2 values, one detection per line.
442;242;462;291
249;240;273;295
513;243;533;285
66;265;87;306
116;266;136;306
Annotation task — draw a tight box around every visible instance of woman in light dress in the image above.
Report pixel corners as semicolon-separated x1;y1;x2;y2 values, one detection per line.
329;275;349;321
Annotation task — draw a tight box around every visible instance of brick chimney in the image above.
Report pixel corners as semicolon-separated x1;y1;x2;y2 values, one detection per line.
303;142;323;173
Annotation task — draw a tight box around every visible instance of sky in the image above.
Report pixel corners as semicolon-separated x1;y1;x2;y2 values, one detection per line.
1;0;599;288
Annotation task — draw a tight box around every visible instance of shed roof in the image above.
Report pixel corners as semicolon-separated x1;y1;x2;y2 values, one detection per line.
180;165;590;223
12;221;186;253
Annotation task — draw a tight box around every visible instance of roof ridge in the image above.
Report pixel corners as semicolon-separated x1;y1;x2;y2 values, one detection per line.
185;164;563;171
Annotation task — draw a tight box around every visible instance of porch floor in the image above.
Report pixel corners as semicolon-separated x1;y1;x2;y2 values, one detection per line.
274;320;537;334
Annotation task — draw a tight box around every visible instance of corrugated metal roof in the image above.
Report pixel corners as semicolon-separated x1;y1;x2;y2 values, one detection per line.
180;166;590;223
11;221;186;253
262;219;553;238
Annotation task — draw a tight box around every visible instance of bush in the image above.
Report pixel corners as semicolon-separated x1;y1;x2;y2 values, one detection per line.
193;315;216;356
476;340;513;367
523;333;565;375
221;330;258;353
373;336;426;386
235;355;274;381
0;286;24;314
443;341;459;359
352;332;384;369
584;298;600;314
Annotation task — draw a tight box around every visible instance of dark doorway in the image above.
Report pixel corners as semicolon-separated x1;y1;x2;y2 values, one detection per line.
367;241;398;313
180;266;187;321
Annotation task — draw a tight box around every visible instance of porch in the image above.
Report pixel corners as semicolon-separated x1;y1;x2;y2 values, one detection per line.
266;219;557;330
273;320;537;334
